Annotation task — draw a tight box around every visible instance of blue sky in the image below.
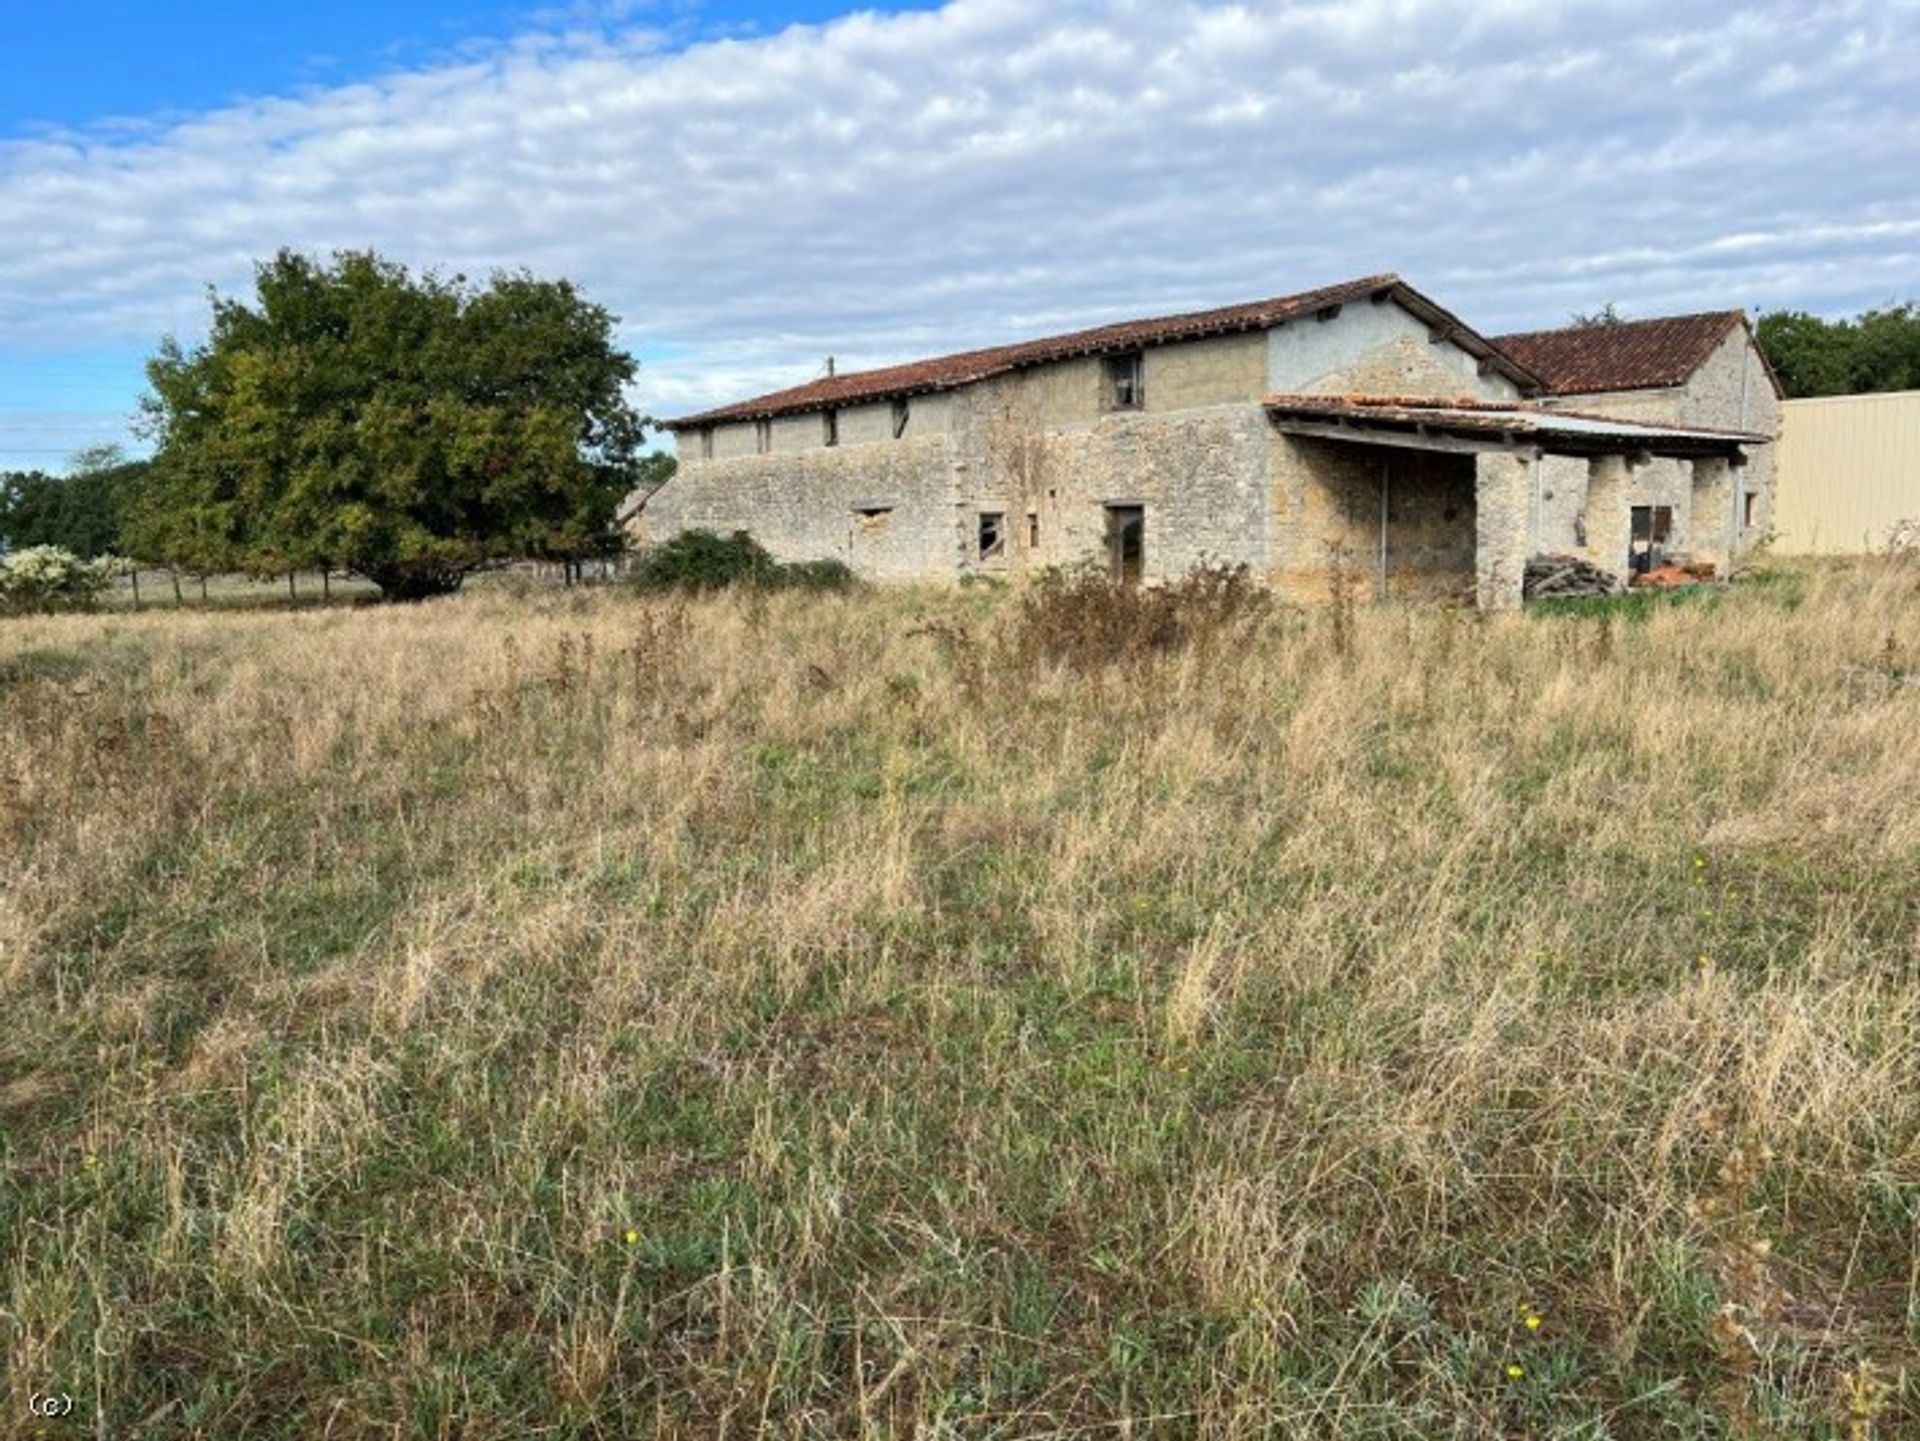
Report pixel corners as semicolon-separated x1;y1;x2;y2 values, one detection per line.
0;2;932;136
0;0;939;467
1;0;1916;472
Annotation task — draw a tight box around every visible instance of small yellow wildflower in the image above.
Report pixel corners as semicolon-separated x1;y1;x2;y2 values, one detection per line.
623;1228;639;1246
83;1154;99;1170
1525;1314;1542;1331
1693;856;1706;869
1506;1363;1525;1380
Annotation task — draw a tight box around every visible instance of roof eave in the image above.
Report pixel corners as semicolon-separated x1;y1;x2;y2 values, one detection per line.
1263;395;1765;457
667;376;959;429
1541;379;1691;399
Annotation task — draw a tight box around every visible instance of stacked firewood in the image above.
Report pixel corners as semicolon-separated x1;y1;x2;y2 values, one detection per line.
1524;553;1624;600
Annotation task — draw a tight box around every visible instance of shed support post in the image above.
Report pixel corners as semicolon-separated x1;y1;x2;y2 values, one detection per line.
1689;456;1736;576
1585;454;1633;582
1474;451;1531;610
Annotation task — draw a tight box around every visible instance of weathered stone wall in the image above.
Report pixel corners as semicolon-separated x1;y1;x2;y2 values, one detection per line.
770;412;826;455
1268;299;1522;401
1584;455;1633;582
950;374;1274;581
837;399;901;446
1535;455;1588;554
711;419;762;460
1144;330;1269;412
1264;435;1477;604
1544;453;1699;574
1307;333;1507;402
1681;326;1780;547
690;393;956;461
636;432;961;581
1689;458;1737;569
1626;458;1695;565
1381;449;1479;601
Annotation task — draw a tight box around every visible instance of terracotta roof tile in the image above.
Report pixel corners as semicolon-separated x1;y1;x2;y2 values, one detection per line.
671;274;1539;427
1492;312;1754;396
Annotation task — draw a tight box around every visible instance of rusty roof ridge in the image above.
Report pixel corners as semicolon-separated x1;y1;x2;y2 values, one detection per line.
666;273;1549;428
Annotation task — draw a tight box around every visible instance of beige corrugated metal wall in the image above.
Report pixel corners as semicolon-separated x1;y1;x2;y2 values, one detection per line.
1774;389;1920;553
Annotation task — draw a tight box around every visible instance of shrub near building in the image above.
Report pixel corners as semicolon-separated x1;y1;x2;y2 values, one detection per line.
630;529;856;593
0;544;124;615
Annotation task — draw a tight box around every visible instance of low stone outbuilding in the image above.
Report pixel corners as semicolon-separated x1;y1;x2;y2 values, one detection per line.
638;276;1772;606
1494;311;1783;576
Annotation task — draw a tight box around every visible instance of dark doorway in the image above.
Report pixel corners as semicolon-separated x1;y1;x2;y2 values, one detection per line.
1629;504;1673;574
1105;505;1144;585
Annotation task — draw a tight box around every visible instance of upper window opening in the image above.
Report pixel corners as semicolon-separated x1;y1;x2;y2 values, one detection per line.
891;399;911;439
823;410;839;447
1106;352;1144;410
698;427;713;461
755;418;771;454
978;511;1005;560
1742;491;1758;528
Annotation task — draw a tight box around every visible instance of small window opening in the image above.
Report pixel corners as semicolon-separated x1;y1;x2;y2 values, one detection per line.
891;399;911;439
1026;511;1040;548
1742;490;1758;529
1629;504;1674;573
823;410;839;447
1105;352;1144;410
978;511;1005;560
698;427;713;461
854;505;893;532
755;418;771;454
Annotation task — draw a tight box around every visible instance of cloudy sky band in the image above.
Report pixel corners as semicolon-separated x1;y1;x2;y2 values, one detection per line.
1;0;1915;469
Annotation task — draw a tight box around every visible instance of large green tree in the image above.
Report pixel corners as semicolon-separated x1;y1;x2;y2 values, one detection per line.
139;250;647;599
1756;302;1920;398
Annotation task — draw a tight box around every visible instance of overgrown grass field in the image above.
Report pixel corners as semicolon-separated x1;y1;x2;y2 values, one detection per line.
2;562;1916;1437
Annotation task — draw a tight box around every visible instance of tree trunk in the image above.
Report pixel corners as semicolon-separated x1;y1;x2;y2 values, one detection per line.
288;572;297;601
172;570;183;605
130;569;141;610
200;575;208;601
322;568;331;601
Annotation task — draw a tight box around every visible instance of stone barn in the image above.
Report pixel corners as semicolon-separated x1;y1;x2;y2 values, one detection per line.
638;275;1773;607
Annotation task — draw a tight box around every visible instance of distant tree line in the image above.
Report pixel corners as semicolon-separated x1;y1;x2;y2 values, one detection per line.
1571;298;1920;399
1;445;147;559
1754;303;1920;399
3;249;678;602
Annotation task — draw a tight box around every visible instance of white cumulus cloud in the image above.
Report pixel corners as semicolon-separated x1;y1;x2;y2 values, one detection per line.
0;0;1916;435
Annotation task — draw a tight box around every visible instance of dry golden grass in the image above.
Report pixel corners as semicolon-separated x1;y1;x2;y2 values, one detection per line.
1;560;1916;1437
